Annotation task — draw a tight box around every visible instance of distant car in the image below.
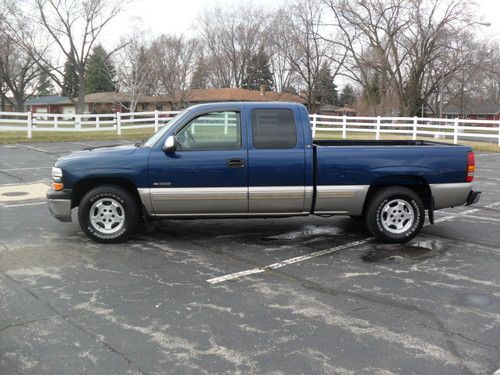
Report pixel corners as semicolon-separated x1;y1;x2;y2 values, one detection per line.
47;102;480;243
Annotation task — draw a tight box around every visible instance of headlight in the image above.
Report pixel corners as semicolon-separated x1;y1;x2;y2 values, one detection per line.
52;167;63;178
51;167;64;190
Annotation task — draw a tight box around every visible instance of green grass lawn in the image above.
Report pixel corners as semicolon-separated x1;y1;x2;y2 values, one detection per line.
1;128;499;153
0;129;157;144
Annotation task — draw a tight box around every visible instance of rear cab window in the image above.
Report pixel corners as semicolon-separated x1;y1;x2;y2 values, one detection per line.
251;109;297;149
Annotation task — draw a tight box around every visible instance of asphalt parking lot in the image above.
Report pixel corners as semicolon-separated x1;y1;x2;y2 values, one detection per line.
0;141;499;375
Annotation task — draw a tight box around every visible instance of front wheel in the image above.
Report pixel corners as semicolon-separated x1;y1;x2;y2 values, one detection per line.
365;186;425;243
78;185;139;243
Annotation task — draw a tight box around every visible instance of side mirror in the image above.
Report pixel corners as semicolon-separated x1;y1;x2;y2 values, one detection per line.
163;135;177;152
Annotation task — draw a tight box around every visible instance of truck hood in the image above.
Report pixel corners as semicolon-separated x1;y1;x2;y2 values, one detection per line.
57;144;138;163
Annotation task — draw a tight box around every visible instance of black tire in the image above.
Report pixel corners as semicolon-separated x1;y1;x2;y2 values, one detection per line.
365;186;425;243
78;185;139;243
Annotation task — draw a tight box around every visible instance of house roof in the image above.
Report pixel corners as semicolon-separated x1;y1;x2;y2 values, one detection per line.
23;89;306;107
319;104;356;113
156;88;306;104
24;95;72;106
82;92;156;104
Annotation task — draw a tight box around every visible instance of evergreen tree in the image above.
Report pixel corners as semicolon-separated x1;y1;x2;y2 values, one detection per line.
190;54;209;89
85;44;116;94
62;58;79;97
339;84;357;106
37;71;55;97
242;48;274;91
315;62;338;105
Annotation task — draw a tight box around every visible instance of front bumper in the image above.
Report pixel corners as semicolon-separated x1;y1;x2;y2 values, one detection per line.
46;188;72;222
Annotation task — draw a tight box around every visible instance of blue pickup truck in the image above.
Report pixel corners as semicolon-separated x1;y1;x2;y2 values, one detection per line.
47;102;480;243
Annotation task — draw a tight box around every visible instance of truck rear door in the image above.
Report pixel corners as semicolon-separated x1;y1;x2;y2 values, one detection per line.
246;104;311;214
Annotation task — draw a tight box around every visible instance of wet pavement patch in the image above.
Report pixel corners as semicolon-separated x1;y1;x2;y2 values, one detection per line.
361;239;447;263
261;225;341;241
2;191;29;197
456;294;494;307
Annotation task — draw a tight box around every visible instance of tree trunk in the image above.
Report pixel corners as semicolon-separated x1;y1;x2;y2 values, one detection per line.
14;95;25;112
76;70;86;114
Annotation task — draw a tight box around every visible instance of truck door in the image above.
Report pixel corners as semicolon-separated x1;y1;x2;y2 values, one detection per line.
148;110;248;215
247;106;309;214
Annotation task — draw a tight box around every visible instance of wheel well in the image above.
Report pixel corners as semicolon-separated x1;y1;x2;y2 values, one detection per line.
71;178;142;210
362;176;432;215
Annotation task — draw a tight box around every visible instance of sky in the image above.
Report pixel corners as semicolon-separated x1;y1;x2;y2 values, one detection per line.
100;0;500;47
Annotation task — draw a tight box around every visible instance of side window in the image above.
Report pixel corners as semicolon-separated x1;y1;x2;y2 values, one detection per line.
251;109;297;149
176;111;241;151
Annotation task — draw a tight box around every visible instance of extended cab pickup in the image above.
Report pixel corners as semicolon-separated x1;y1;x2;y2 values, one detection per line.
47;102;480;243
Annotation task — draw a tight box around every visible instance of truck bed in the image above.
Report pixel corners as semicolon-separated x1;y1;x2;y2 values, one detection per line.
314;140;457;147
312;141;472;215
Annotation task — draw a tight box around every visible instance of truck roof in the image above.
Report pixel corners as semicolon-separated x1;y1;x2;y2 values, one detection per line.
183;101;307;112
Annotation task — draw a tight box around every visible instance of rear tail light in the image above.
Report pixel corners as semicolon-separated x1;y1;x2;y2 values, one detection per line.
466;151;475;182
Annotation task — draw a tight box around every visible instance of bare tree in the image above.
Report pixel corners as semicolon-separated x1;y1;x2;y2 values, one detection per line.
0;34;44;111
115;32;154;112
197;3;268;88
0;0;46;111
325;0;478;116
7;0;126;113
148;35;199;109
272;0;338;111
269;49;299;94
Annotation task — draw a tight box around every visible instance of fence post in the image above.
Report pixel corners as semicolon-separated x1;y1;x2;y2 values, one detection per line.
96;115;100;129
311;113;317;139
376;116;381;140
412;116;417;140
75;114;81;131
453;117;459;144
116;112;121;135
154;110;159;132
224;111;229;135
27;111;33;139
342;115;347;139
498;119;500;147
54;115;58;129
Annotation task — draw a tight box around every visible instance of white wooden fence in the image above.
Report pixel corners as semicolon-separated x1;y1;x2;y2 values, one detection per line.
1;110;500;146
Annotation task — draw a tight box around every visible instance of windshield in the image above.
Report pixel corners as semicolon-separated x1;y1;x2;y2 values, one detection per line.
143;109;188;148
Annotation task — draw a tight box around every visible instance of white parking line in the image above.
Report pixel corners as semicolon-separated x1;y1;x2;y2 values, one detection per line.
207;239;371;284
434;201;500;223
0;167;51;172
1;201;47;208
207;201;500;284
16;144;50;153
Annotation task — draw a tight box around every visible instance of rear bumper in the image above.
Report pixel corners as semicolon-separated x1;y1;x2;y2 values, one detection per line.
429;183;474;209
465;190;481;206
46;188;72;222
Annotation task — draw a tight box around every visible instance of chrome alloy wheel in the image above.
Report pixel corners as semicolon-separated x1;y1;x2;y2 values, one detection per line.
380;199;415;234
89;198;125;235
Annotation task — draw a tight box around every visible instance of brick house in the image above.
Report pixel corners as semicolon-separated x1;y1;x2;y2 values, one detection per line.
24;95;75;116
23;88;307;114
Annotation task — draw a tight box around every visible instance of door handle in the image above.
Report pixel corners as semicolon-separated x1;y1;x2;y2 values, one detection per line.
226;158;246;168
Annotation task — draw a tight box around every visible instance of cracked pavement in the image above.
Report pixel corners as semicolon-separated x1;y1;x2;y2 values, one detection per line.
0;141;499;374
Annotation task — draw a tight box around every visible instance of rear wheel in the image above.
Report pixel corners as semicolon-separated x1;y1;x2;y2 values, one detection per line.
78;185;139;243
365;186;424;243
